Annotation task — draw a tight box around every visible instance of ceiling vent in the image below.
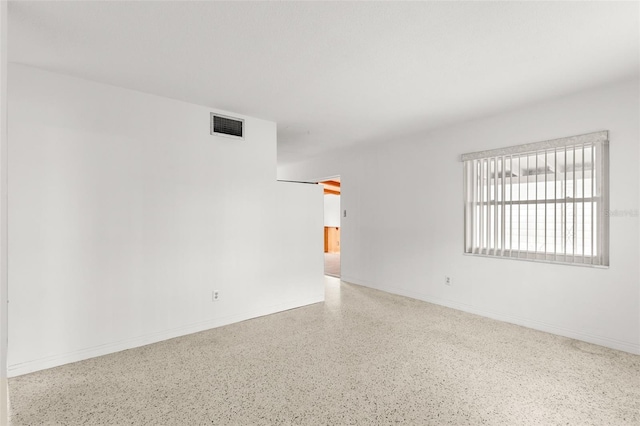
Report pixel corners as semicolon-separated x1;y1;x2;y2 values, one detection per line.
211;113;244;139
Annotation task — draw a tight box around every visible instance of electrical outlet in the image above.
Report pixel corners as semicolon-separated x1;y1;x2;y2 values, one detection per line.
212;290;220;301
445;276;451;286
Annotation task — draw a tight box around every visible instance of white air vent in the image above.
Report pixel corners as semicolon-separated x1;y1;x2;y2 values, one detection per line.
211;113;244;139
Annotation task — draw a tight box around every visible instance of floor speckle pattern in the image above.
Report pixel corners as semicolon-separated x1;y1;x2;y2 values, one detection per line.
9;277;640;425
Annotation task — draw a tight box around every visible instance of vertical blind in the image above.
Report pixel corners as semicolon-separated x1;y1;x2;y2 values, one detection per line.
462;131;609;266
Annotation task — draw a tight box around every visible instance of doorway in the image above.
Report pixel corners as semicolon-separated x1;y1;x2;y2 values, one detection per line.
319;178;340;278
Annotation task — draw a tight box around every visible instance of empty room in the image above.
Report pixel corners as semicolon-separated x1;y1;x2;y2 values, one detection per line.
1;1;639;425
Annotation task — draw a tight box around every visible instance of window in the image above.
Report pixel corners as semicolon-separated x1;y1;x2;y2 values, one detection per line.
462;131;609;266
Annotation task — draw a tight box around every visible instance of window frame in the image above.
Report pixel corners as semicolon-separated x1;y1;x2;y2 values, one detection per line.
462;131;609;267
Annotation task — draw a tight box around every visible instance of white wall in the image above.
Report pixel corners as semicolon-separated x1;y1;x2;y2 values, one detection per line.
8;65;324;376
279;78;640;354
0;2;8;422
324;194;341;228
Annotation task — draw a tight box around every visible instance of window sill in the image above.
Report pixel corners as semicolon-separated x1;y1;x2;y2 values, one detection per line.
462;252;609;268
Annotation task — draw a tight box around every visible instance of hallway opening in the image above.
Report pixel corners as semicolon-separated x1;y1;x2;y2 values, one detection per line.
320;178;340;278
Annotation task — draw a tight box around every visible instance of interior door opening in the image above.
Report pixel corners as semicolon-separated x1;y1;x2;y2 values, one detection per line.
319;177;340;278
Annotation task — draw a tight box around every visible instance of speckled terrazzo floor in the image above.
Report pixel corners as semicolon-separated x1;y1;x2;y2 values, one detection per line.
8;277;640;425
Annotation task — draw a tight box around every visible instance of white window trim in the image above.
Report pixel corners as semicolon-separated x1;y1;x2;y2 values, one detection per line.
461;131;609;267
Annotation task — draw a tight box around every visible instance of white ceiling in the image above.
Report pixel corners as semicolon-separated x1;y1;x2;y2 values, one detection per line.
8;1;639;165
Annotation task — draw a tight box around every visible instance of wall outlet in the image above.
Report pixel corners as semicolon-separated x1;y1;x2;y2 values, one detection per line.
445;276;451;286
212;290;220;301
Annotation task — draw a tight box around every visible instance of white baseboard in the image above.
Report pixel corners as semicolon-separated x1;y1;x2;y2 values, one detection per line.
341;276;640;355
8;294;324;377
